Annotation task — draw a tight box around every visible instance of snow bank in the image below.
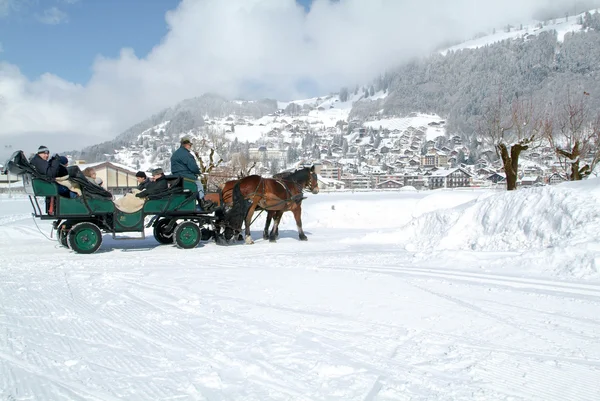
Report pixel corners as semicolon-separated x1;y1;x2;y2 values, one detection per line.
397;179;600;252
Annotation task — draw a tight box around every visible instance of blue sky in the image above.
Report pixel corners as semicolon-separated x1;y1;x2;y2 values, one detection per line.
0;0;314;84
1;0;568;152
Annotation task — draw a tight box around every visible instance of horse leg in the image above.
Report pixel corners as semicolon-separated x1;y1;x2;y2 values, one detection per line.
269;211;283;242
263;210;273;240
293;206;307;241
244;199;259;244
274;211;282;239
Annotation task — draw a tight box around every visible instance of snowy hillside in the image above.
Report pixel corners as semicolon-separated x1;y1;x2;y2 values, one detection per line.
441;9;594;54
363;113;446;141
1;180;600;400
106;90;391;172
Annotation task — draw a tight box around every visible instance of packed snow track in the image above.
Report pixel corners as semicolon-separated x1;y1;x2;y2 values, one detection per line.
1;184;600;400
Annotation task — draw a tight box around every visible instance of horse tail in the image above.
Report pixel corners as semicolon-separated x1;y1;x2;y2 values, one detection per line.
222;182;250;237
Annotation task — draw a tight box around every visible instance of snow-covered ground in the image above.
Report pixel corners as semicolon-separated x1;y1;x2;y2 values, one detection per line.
1;179;600;400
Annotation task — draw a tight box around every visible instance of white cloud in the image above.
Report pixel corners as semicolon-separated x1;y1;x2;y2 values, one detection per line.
36;6;68;24
0;0;23;17
0;0;595;150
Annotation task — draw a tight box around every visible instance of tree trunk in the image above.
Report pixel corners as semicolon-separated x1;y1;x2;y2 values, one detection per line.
572;160;582;181
497;143;527;191
556;142;583;181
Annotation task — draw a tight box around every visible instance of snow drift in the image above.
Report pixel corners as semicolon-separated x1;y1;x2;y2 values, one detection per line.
395;179;600;252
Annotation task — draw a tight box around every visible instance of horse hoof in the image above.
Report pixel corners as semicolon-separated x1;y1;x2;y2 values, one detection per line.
263;233;269;240
245;237;254;245
299;235;308;241
269;237;277;243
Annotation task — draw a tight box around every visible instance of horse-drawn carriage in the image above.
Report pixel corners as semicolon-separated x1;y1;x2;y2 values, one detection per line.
3;151;248;254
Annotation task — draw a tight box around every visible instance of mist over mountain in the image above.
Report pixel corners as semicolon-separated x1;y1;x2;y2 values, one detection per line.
69;9;600;173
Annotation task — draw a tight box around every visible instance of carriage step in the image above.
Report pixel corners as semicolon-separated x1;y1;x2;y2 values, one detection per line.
111;232;146;241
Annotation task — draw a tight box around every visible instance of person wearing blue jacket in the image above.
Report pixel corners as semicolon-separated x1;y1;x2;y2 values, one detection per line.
170;138;215;211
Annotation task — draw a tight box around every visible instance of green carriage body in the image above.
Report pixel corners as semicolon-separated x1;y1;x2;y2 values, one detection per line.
2;150;243;254
21;173;226;253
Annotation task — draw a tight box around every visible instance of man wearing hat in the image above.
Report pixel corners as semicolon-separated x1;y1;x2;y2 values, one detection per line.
30;145;61;178
135;171;150;191
135;168;168;198
30;146;77;198
170;137;215;210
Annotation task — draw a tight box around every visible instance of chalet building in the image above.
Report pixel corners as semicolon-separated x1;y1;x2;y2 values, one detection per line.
376;180;404;190
75;161;139;194
402;174;426;190
519;175;543;187
420;149;448;168
487;172;506;184
317;176;345;191
249;146;285;164
374;174;405;185
548;172;567;185
428;167;472;189
319;164;342;180
341;174;373;190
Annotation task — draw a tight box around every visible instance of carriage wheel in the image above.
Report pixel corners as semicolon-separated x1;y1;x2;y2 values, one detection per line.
153;218;175;244
56;222;70;248
174;221;201;249
67;222;102;254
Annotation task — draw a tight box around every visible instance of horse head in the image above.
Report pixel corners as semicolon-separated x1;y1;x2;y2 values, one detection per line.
307;165;320;195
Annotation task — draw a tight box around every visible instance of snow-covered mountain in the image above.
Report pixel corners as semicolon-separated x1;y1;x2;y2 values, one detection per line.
70;9;600;180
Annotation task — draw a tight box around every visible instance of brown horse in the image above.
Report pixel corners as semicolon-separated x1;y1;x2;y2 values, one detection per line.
220;166;319;244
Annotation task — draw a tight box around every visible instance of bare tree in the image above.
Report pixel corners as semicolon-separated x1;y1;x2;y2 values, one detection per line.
229;152;257;179
192;139;223;192
479;92;542;190
545;91;600;180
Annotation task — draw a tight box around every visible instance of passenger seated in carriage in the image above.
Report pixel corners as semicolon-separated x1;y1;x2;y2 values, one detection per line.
29;145;78;199
135;171;150;190
82;167;104;187
136;168;168;198
113;168;167;212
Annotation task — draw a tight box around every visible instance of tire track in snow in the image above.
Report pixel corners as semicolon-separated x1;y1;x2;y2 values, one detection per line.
0;351;122;401
320;264;600;300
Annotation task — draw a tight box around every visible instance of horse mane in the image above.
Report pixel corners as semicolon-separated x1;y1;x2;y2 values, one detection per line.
273;166;311;183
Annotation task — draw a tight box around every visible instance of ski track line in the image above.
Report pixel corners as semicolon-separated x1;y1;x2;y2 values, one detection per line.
130;283;426;397
245;248;600;298
201;295;498;400
408;282;566;349
0;268;544;396
0;214;31;227
0;351;122;401
319;264;600;300
404;285;600;399
118;262;600;370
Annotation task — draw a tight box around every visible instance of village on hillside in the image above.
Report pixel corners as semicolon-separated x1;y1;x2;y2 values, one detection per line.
0;107;581;195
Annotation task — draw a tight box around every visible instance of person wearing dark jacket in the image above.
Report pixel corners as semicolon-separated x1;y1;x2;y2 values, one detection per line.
135;168;168;198
30;146;77;198
170;137;215;210
135;171;150;191
30;146;61;178
170;138;201;180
